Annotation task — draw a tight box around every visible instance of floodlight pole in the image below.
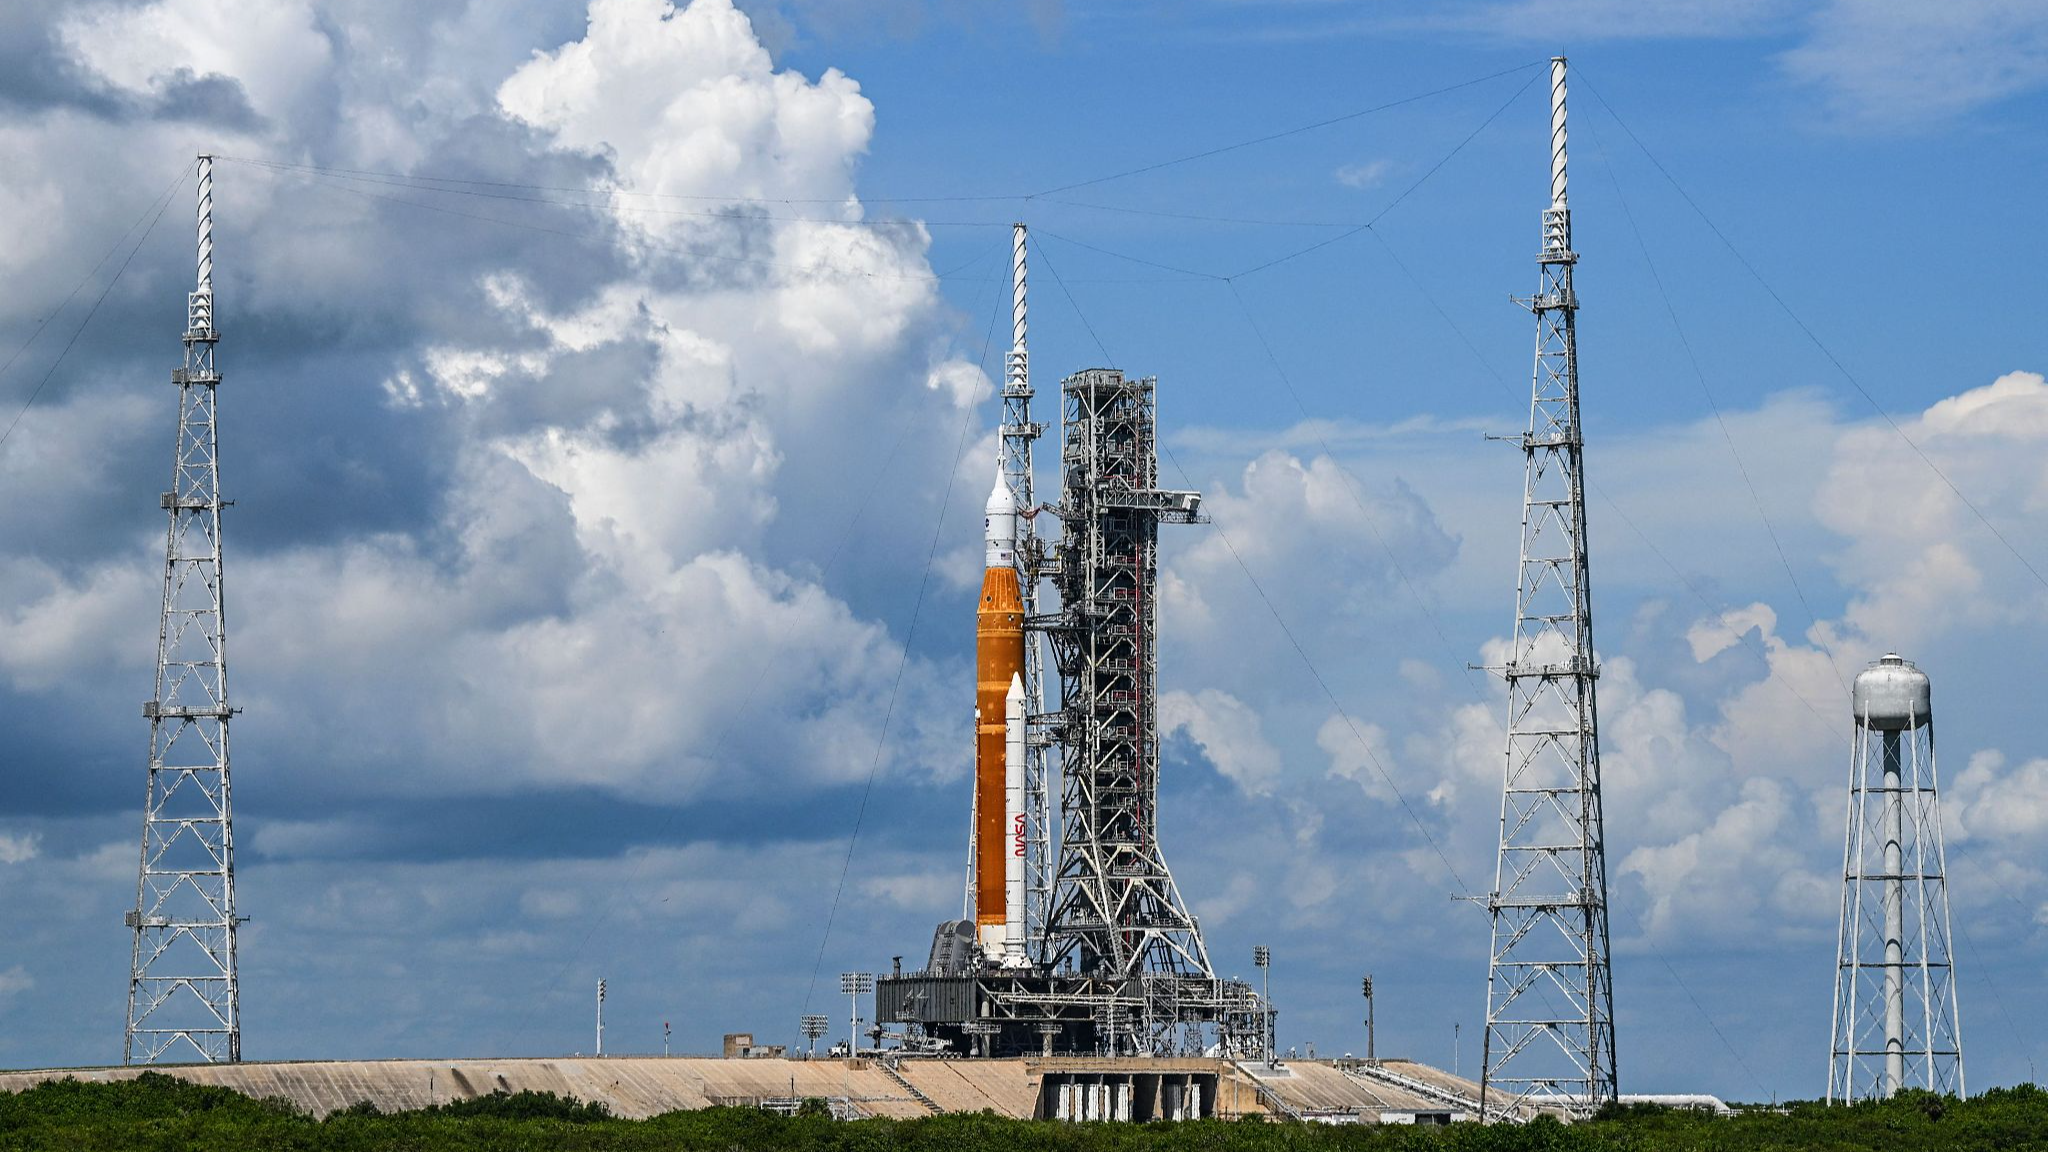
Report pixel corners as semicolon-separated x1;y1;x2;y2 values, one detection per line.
1363;975;1376;1064
1254;946;1272;1061
801;1014;830;1057
839;972;873;1056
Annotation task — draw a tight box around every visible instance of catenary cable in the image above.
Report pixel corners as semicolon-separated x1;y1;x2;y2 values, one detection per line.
1036;197;1357;229
1945;854;2042;1081
1224;277;1493;704
1575;66;2048;597
216;62;1542;211
218;153;1020;205
1035;232;1476;900
504;239;1008;1050
296;174;993;285
1145;157;1787;1096
1229;231;1775;1100
800;240;1014;1019
1024;69;1542;288
233;158;1012;229
1362;224;1846;746
265;171;1201;287
0;163;189;391
1583;100;1851;696
1356;188;1866;1104
1560;88;2042;1069
26;55;2016;1086
1032;60;1545;197
1230;68;1543;281
0;163;190;453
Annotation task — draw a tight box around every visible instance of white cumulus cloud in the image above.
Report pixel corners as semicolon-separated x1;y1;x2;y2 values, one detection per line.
1162;687;1284;797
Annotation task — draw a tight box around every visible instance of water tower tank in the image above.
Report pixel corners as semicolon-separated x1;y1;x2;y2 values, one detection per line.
1851;653;1931;731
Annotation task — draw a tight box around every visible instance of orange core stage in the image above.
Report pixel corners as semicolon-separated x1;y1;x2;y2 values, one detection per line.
975;564;1024;930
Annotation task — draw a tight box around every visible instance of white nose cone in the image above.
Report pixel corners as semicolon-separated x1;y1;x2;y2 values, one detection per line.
985;465;1017;568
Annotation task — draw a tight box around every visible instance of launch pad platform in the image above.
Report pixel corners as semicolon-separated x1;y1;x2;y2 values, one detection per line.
877;969;1265;1059
0;1054;1494;1123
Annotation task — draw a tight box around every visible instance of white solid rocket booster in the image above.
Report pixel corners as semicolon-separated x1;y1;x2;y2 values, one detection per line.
975;467;1026;958
1003;672;1027;967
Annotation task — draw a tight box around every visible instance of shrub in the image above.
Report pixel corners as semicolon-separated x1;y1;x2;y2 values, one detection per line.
427;1088;612;1123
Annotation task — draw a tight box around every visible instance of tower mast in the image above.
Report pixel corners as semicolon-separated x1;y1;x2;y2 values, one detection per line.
1480;57;1616;1115
1002;223;1053;960
1045;368;1218;1054
125;154;242;1064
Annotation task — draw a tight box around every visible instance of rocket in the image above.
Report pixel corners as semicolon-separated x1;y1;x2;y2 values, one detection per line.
976;467;1027;964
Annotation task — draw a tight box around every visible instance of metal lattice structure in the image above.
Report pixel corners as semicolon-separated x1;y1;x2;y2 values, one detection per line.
125;155;242;1064
1481;58;1617;1115
1043;368;1216;1051
1828;654;1963;1102
882;366;1265;1058
1002;224;1055;961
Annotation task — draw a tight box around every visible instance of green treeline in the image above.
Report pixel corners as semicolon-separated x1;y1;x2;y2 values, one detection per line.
3;1072;2046;1151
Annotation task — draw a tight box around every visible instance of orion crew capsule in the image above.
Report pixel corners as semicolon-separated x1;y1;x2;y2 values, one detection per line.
975;467;1028;965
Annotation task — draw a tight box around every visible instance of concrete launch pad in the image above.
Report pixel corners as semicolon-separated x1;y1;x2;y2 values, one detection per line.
0;1055;1493;1123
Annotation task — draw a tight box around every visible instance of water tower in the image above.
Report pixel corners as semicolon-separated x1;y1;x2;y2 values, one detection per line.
1827;653;1964;1101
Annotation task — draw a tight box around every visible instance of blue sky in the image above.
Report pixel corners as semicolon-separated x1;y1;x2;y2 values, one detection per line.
1;0;2046;1101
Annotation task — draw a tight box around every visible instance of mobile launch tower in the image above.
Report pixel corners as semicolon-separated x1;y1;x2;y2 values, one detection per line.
878;228;1265;1059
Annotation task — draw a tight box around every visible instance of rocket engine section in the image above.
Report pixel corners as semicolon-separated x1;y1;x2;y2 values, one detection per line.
976;470;1028;966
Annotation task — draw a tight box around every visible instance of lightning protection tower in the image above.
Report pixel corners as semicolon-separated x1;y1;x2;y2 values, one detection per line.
1480;57;1617;1116
1828;654;1963;1101
1003;223;1054;960
125;155;243;1064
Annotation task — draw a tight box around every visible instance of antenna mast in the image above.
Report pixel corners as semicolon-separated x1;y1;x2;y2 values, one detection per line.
124;154;242;1064
1480;57;1617;1115
1004;223;1053;960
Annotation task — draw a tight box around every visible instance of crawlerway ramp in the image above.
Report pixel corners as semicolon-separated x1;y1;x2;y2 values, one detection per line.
0;1056;1478;1122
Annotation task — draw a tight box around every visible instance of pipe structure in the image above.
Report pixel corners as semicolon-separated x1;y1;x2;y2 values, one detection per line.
1883;729;1905;1095
1009;224;1027;395
1549;57;1568;210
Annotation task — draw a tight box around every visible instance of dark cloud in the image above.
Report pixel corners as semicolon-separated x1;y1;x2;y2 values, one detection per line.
0;4;126;117
1;0;2042;1101
150;69;266;130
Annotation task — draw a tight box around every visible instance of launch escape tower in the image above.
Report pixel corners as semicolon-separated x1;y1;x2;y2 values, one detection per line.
879;241;1265;1055
1480;58;1618;1114
124;155;243;1065
1828;654;1963;1102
